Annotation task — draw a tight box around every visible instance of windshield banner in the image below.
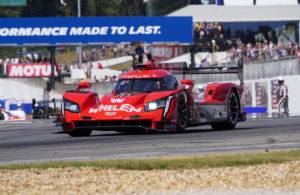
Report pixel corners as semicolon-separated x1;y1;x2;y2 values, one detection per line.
0;17;193;46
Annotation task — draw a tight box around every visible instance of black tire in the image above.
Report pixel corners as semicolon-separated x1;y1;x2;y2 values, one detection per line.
176;92;188;132
67;129;92;137
0;112;4;120
211;90;240;130
35;108;45;119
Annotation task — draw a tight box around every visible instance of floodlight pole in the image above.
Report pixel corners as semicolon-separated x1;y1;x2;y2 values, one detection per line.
211;39;216;66
49;47;56;91
77;0;82;68
190;44;196;68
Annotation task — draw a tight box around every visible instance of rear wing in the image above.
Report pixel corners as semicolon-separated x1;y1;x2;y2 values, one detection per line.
184;58;244;84
157;58;244;84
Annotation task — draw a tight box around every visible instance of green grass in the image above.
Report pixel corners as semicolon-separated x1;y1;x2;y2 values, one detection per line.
109;61;133;71
1;150;299;170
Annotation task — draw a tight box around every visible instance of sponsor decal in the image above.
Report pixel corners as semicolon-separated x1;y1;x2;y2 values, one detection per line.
89;104;142;113
105;112;117;116
121;74;152;79
0;26;161;37
111;98;124;103
0;17;192;46
7;63;59;78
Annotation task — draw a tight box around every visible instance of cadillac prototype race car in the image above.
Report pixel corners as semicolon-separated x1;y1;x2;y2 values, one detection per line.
60;62;246;137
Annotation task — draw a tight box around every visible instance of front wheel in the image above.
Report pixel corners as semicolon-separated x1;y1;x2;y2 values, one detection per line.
67;129;92;137
176;93;188;132
211;90;240;130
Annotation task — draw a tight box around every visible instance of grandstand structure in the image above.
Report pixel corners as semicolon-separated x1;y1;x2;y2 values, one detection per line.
168;4;300;43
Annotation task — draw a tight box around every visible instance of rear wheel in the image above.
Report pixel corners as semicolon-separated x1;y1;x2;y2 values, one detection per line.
176;93;188;132
211;90;240;130
67;129;92;137
34;108;45;119
0;112;4;120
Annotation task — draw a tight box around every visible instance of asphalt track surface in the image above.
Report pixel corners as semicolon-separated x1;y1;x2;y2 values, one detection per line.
0;115;299;166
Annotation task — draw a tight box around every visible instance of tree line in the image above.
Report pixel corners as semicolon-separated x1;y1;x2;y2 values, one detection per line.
0;0;187;57
0;0;188;18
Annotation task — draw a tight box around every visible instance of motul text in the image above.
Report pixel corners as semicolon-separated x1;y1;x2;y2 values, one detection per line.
7;63;59;78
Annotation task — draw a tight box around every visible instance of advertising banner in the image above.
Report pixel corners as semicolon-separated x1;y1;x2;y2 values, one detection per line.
7;63;59;78
255;81;268;107
271;79;279;110
152;45;181;62
243;83;253;107
0;17;193;46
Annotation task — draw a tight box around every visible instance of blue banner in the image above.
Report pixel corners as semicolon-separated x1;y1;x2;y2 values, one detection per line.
0;17;193;46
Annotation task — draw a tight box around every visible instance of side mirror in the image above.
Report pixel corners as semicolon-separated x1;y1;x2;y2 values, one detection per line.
181;79;194;86
76;82;92;91
181;79;194;92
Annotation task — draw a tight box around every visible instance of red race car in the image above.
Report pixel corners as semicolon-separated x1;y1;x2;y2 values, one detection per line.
60;62;246;137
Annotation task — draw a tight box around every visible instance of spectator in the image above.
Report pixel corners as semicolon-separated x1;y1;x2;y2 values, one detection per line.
145;45;154;62
194;22;224;41
97;63;104;69
93;76;99;83
112;46;117;58
226;40;300;64
135;45;144;63
125;45;137;63
296;45;300;56
101;75;109;82
111;75;117;82
37;55;43;63
89;48;96;61
276;77;289;114
199;59;211;67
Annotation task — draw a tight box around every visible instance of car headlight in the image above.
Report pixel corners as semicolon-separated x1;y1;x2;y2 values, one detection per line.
145;97;169;112
63;99;80;113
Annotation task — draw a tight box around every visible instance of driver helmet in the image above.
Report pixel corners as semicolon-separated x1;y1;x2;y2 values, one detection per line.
278;77;284;84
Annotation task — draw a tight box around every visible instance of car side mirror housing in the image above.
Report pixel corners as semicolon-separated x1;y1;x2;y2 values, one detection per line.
76;82;92;91
181;79;194;92
181;79;194;86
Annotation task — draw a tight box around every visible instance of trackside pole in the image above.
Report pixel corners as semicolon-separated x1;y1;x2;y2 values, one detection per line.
49;47;56;91
190;44;196;68
237;57;244;85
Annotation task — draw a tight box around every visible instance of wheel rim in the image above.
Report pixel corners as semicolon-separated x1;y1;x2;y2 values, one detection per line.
177;95;187;128
228;92;239;124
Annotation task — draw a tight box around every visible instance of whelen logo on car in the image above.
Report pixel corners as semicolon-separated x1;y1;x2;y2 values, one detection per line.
89;104;142;113
111;98;124;103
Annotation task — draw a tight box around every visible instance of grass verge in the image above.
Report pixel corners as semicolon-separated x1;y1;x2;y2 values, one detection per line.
1;150;299;170
109;61;132;71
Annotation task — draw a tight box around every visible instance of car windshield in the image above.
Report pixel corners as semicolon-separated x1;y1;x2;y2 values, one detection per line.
114;78;161;94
